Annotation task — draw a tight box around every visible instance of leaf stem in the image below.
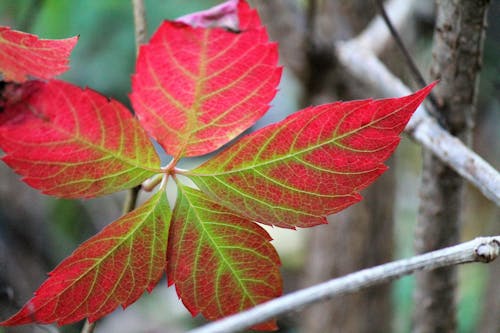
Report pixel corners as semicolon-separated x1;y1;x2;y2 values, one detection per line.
81;320;96;333
142;174;164;192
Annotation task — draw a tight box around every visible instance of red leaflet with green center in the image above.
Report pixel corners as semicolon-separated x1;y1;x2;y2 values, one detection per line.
187;84;435;228
0;80;161;198
130;0;281;158
168;184;282;330
0;27;77;82
0;189;171;326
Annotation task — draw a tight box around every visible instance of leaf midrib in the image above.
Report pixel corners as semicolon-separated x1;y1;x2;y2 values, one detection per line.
191;100;409;176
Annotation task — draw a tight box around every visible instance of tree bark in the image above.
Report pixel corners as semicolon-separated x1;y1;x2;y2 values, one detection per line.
413;1;490;333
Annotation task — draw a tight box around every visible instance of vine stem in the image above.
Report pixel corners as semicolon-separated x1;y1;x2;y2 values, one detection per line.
188;236;499;333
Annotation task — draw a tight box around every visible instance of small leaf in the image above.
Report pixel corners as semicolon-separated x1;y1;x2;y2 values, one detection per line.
0;26;77;82
187;84;436;228
0;80;161;198
0;189;171;326
130;0;281;158
168;184;281;330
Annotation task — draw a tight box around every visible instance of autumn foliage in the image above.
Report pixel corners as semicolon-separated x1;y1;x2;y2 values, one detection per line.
0;0;434;330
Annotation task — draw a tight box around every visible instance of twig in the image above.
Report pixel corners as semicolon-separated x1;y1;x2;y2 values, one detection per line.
374;0;428;90
132;0;148;53
355;0;416;55
187;236;499;333
374;0;441;116
334;2;500;205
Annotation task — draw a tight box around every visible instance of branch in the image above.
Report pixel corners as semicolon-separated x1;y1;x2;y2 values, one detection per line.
334;12;500;206
354;0;416;55
187;236;499;333
132;0;147;52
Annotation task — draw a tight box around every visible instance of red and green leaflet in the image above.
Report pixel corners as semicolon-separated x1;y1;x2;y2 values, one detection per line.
186;83;436;228
1;189;170;325
168;184;281;331
0;0;435;330
0;80;161;198
0;27;77;82
130;0;281;158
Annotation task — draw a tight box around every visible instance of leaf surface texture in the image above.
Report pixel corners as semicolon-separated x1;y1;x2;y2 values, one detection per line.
188;84;435;228
0;80;161;198
168;185;281;330
0;27;77;82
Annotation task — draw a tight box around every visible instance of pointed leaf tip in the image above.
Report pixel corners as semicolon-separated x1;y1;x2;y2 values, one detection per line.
0;190;171;326
0;26;78;82
187;84;436;228
131;0;281;158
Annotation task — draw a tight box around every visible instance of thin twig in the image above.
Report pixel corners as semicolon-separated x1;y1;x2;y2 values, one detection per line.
132;0;148;53
336;41;500;205
374;0;428;91
332;0;500;205
188;236;499;333
374;0;443;123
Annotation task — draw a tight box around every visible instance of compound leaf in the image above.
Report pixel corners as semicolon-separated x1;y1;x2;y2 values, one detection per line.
0;189;171;326
187;84;435;228
0;80;161;198
168;184;281;330
130;0;281;158
0;26;77;82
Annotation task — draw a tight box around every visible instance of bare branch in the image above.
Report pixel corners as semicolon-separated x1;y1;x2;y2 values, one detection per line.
355;0;416;55
132;0;147;53
335;40;500;206
187;236;499;333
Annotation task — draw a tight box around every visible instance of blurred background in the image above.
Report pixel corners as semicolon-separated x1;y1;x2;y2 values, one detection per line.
0;1;498;332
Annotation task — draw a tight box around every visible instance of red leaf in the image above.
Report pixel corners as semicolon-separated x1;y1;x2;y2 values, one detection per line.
168;184;282;331
0;27;77;82
187;84;436;228
130;0;281;158
0;80;161;198
0;190;171;326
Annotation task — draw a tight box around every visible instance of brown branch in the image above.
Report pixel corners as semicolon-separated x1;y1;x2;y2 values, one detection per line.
413;1;490;332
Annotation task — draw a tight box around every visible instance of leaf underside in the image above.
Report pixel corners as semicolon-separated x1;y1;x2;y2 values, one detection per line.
130;1;281;158
168;184;282;331
0;190;171;326
0;27;77;82
188;84;436;228
0;80;161;198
